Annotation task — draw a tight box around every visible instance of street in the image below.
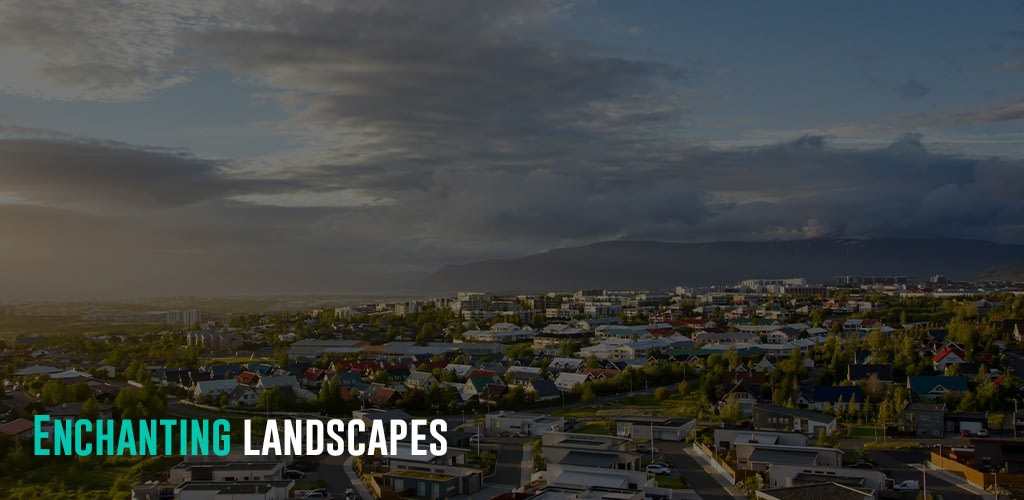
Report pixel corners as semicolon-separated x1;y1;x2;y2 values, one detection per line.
869;449;980;500
658;440;740;500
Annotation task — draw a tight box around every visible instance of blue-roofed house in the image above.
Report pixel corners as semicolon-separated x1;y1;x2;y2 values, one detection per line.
907;376;968;400
528;378;561;402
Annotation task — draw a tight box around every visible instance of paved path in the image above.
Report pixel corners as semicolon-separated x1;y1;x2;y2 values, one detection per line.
869;449;989;500
660;441;743;499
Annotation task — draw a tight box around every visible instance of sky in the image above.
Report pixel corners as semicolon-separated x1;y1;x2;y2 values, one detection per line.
1;0;1023;298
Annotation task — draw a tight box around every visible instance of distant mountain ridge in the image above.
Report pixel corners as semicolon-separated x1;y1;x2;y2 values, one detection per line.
421;238;1024;293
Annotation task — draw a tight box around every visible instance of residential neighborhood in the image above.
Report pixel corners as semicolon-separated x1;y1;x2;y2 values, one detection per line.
2;279;1024;499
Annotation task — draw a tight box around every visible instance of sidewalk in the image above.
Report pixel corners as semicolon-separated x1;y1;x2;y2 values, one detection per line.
342;455;374;500
919;463;996;500
684;446;745;498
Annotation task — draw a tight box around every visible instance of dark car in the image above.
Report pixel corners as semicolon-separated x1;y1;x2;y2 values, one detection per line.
284;469;307;479
850;462;874;469
290;461;318;471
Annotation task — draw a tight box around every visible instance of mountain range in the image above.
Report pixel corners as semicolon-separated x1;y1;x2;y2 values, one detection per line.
421;238;1024;293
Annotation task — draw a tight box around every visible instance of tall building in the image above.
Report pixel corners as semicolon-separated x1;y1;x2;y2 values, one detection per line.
167;309;202;326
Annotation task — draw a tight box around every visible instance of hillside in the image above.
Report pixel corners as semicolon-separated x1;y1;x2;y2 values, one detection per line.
422;238;1024;292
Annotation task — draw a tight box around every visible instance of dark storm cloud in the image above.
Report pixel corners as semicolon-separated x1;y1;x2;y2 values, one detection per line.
191;0;687;173
0;138;303;210
896;78;931;99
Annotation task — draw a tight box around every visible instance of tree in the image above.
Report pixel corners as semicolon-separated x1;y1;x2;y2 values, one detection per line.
415;325;432;346
720;399;742;424
40;379;68;405
580;386;597;403
80;397;101;419
258;386;284;411
654;387;670;400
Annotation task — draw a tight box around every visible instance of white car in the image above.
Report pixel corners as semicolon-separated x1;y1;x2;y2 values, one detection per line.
977;428;989;437
646;464;671;475
893;480;919;491
469;434;482;444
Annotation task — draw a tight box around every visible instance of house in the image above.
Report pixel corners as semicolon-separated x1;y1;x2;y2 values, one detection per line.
970;438;1024;473
735;442;844;472
753;357;776;372
505;366;543;386
193;379;240;400
907;375;968;400
485;411;565;437
529;379;561;402
719;380;762;418
755;482;872;500
904;403;945;437
932;343;967;372
45;401;114;424
539;432;650;493
614;416;695;442
765;464;886;494
712;429;808;454
548;358;584;373
846;364;893;383
405;370;438;390
554;372;591;392
0;418;34;441
752;405;837;436
227;385;260;406
809;386;863;412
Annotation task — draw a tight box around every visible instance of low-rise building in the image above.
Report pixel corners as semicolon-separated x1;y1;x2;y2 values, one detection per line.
485;411;565;437
752;405;837;436
614;416;695;442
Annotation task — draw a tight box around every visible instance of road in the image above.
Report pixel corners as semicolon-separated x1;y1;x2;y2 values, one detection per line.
869;449;979;500
319;454;357;499
490;439;525;487
659;440;739;500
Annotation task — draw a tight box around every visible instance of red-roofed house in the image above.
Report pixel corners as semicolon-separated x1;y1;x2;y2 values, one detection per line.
933;344;967;372
237;371;260;386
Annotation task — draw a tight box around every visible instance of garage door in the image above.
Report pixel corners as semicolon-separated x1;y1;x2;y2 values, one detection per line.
960;421;983;434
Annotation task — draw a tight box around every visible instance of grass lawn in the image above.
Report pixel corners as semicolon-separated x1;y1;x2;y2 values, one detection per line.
656;475;691;489
989;412;1005;428
848;425;884;439
204;356;274;364
864;440;920;450
576;421;614;435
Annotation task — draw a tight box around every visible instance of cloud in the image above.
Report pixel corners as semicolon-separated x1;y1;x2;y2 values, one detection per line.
0;137;305;211
0;1;219;100
896;78;931;99
1001;60;1024;71
896;96;1024;126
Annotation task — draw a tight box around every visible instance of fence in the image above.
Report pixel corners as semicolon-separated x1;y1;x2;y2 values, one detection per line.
692;442;736;485
930;452;988;488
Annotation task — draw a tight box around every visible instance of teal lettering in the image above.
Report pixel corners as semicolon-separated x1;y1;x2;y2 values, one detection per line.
33;415;50;456
96;420;115;455
74;420;93;456
138;420;157;455
213;419;230;456
117;421;137;456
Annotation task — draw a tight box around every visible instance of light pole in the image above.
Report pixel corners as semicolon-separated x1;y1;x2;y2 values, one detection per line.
922;462;927;500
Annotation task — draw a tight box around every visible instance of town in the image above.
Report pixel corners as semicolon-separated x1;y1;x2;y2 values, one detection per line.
1;275;1023;500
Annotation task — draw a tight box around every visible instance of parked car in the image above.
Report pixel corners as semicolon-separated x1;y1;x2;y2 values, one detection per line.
646;464;671;475
284;469;307;479
344;488;356;499
849;461;874;469
977;428;989;437
960;429;972;437
893;480;919;491
469;434;482;444
291;461;317;471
